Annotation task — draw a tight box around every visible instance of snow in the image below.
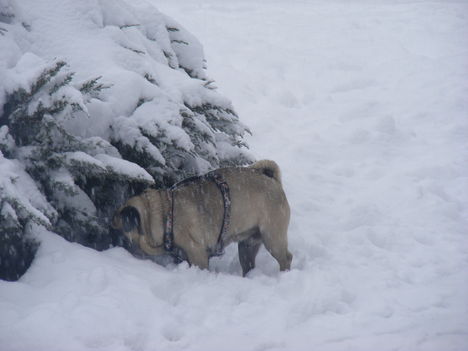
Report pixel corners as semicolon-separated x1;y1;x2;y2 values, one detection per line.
94;154;154;183
0;151;55;226
62;151;154;184
1;0;468;350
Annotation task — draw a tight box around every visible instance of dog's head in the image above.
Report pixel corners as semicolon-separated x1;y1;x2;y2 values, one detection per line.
111;192;166;258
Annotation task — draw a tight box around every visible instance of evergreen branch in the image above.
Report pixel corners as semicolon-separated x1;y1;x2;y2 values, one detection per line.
30;61;67;97
40;97;68;116
0;11;14;24
121;45;145;55
49;72;74;94
3;196;51;228
203;80;217;90
136;97;148;109
78;76;110;94
119;23;140;29
2;61;70;128
21;22;31;31
171;39;188;45
163;51;178;69
163;51;173;59
179;65;195;78
144;73;158;85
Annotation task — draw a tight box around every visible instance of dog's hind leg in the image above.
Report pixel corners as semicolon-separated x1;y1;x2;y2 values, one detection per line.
260;224;292;272
185;246;209;271
238;235;262;277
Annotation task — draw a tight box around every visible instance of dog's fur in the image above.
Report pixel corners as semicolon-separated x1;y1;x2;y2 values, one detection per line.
112;160;292;276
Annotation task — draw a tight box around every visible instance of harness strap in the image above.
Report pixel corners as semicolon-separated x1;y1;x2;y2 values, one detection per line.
163;189;187;263
163;171;231;261
163;188;174;252
208;173;231;256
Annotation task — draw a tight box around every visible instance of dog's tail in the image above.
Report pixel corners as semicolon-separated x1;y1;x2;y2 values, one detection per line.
250;160;282;184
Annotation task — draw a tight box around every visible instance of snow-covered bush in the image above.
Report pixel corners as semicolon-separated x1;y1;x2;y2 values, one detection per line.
0;0;252;281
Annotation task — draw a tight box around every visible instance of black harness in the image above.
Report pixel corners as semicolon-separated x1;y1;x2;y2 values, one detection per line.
163;171;231;262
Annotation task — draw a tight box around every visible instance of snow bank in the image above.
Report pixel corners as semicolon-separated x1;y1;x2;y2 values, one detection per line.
1;0;468;350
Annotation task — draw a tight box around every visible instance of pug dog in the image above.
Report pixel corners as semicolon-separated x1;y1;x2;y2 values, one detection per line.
111;160;292;276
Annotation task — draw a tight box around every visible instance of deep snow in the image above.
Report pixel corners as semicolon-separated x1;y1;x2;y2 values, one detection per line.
1;0;468;350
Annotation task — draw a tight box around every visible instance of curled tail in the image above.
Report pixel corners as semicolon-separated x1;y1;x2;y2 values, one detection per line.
250;160;282;184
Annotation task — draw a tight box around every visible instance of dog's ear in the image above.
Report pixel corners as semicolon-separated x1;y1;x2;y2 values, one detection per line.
120;206;141;233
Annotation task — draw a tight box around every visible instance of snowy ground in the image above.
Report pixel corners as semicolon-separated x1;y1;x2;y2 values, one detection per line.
1;0;468;350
